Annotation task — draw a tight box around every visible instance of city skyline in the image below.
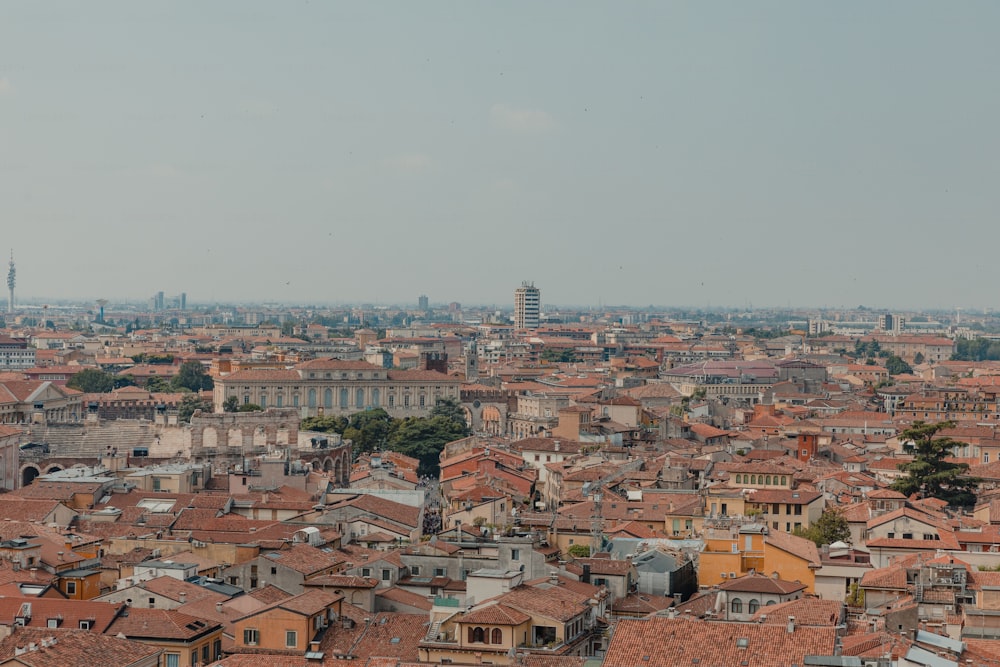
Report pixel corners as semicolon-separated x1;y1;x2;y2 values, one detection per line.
3;3;1000;308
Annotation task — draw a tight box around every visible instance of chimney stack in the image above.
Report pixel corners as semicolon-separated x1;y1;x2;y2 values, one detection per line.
787;616;795;633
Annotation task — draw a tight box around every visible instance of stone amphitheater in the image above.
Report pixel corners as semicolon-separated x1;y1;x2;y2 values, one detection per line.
17;408;352;488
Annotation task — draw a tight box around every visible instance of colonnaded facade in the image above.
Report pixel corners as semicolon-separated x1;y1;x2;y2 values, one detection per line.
212;357;462;418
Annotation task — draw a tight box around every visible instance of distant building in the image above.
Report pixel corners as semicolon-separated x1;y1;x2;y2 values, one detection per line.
513;281;540;330
878;312;905;334
0;335;34;370
418;294;429;311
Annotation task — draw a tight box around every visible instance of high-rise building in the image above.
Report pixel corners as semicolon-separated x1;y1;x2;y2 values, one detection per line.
6;251;14;314
514;281;541;330
878;313;905;335
153;291;165;311
418;294;429;311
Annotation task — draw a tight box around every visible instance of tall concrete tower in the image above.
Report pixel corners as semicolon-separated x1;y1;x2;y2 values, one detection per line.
513;281;540;330
6;251;14;314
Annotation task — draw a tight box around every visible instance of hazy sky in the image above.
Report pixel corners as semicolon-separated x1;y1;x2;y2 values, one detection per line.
3;2;999;309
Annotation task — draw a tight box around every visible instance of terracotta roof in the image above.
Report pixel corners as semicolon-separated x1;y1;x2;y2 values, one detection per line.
106;607;222;640
764;530;821;566
717;573;807;595
263;543;344;576
750;597;843;626
603;617;838;667
0;627;162;667
459;603;531;625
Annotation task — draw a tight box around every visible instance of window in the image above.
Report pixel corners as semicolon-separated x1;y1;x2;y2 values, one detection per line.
794;505;802;516
65;581;77;595
511;549;520;560
491;628;503;644
202;644;210;663
419;394;426;407
271;567;277;575
356;388;365;407
748;599;759;614
244;628;259;646
286;630;297;648
191;649;198;666
411;566;420;576
382;569;391;581
165;654;179;667
471;627;485;643
362;568;371;577
79;620;92;630
47;619;59;628
731;598;743;614
308;389;317;408
434;568;446;577
372;388;380;407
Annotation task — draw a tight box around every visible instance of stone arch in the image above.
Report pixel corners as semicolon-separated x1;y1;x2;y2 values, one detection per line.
45;465;63;475
228;428;243;448
323;457;334;472
253;426;267;449
311;460;320;471
21;465;40;487
202;427;218;449
334;458;343;485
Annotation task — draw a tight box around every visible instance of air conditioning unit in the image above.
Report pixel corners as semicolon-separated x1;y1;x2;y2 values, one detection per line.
720;573;728;578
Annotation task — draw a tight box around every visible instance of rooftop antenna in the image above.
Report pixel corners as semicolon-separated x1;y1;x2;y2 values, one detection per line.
6;250;14;314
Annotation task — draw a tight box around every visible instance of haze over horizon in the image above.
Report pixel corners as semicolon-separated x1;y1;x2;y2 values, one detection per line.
3;2;999;310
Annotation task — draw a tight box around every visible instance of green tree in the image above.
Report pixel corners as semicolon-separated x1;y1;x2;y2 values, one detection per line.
301;415;350;434
540;348;578;363
178;394;212;422
793;508;851;546
222;396;240;413
885;356;913;376
430;397;469;432
567;544;591;558
145;376;171;393
237;403;263;412
891;421;981;506
171;361;214;392
913;352;925;365
388;415;469;477
67;369;116;393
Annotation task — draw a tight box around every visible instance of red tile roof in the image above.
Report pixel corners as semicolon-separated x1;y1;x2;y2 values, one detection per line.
604;617;838;667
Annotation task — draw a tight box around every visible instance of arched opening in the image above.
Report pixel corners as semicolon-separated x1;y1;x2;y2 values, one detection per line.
334;458;343;486
311;460;320;471
748;599;759;614
21;466;40;486
731;597;743;614
471;627;485;644
45;465;62;475
491;628;502;644
323;458;333;472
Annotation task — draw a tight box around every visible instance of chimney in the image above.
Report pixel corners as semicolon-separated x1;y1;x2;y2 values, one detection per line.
178;592;186;604
215;602;223;613
787;616;795;633
57;551;64;561
29;568;37;580
582;564;591;584
554;441;560;452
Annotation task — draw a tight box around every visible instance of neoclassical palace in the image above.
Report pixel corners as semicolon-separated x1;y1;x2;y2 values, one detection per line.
212;358;462;418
